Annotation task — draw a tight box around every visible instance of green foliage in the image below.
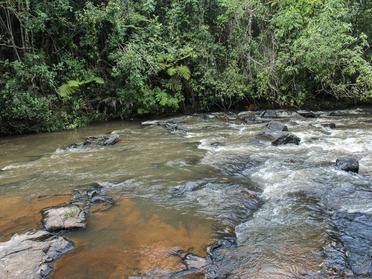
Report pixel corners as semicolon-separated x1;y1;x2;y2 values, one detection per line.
58;76;104;99
0;0;371;135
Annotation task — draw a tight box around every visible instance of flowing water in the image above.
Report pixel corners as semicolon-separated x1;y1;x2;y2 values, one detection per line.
0;109;371;278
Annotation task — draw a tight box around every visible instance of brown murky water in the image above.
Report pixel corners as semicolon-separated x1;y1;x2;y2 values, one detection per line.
0;121;217;277
1;110;371;278
52;196;213;278
0;194;71;241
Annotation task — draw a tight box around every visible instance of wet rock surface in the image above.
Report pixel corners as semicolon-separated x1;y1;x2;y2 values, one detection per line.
331;211;372;277
0;185;115;278
261;120;301;146
336;156;359;173
0;230;73;279
264;120;288;133
41;185;114;232
297;110;317;118
142;118;190;135
318;181;372;276
169;181;261;228
271;132;301;145
63;132;120;150
41;205;86;231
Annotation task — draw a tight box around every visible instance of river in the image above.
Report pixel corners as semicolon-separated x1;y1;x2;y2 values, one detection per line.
0;108;371;278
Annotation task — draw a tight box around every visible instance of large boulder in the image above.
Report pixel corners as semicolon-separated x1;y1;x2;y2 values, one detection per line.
41;205;86;231
336;157;359;173
0;230;73;279
261;121;300;146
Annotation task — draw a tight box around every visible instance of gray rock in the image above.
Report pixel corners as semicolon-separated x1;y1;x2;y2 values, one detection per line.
0;230;73;279
91;195;113;204
271;132;301;146
261;121;300;145
336;157;359;173
102;133;120;145
264;121;288;133
297;110;317;118
330;212;372;277
160;122;189;135
184;254;208;270
41;205;86;231
64;133;120;150
260;110;278;118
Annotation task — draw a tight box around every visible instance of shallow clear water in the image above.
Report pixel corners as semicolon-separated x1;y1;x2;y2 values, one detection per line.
0;109;371;278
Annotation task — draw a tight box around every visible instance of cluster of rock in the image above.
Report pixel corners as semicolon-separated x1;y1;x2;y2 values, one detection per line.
0;185;113;279
142;118;189;135
262;121;301;146
138;109;366;278
63;132;120;151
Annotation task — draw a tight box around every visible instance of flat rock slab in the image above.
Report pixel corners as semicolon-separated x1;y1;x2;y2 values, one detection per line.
41;205;86;231
0;230;73;279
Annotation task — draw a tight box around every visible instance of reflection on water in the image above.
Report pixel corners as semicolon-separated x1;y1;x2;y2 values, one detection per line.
52;196;214;278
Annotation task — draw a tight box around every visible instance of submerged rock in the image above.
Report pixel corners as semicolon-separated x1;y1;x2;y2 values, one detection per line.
331;211;372;277
91;195;113;204
170;181;260;228
0;230;73;279
336;156;359;173
72;184;114;206
41;205;86;231
210;142;222;148
322;123;336;129
170;181;202;197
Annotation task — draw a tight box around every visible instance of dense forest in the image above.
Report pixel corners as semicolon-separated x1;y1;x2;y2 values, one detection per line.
0;0;371;135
